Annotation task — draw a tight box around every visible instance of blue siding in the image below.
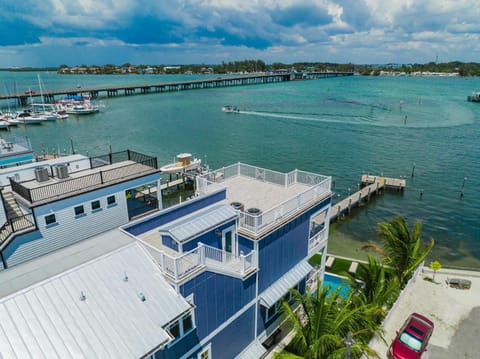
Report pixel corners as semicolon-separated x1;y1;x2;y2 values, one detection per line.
182;220;236;252
209;306;256;359
155;329;199;359
257;197;331;293
162;235;179;251
238;235;254;255
180;271;256;340
126;190;226;236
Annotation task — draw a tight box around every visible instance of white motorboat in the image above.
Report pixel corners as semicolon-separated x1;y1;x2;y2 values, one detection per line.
222;105;240;113
160;153;202;174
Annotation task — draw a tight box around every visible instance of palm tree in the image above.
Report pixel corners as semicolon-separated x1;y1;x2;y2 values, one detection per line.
345;255;400;320
276;280;381;359
363;216;434;286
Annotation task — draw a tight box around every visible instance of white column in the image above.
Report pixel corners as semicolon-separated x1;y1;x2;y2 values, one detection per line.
156;179;163;209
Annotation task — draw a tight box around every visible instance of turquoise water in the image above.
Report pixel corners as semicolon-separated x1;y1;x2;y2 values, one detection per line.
323;274;350;299
1;72;479;268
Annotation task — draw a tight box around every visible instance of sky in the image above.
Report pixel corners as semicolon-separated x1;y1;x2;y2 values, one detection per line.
0;0;479;67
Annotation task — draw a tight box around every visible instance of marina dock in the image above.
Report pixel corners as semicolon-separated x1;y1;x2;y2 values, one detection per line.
328;174;406;222
0;72;354;106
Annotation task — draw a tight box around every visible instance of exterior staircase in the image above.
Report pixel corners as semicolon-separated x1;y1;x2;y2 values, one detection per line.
0;189;35;249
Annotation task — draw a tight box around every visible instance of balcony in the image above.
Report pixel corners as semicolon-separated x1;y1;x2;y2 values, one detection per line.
196;163;331;238
140;241;256;282
9;150;159;206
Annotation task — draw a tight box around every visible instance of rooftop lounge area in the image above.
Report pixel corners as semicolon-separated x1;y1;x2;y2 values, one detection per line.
197;163;332;237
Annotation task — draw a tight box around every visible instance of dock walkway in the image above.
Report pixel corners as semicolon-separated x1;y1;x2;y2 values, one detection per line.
328;175;406;222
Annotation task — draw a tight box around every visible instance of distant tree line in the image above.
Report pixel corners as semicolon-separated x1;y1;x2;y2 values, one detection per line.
2;60;480;76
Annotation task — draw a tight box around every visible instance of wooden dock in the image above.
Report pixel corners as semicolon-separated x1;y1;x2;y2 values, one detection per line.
328;175;406;222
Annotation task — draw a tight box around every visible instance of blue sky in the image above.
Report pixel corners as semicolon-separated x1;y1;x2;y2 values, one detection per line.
1;0;479;67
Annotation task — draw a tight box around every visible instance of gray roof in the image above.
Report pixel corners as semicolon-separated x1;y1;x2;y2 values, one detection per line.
236;340;267;359
260;261;313;308
0;243;192;359
158;204;238;243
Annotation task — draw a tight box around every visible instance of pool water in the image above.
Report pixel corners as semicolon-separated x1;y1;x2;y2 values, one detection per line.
323;273;350;298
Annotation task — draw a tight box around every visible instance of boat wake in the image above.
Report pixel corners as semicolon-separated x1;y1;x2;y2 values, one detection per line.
238;110;369;126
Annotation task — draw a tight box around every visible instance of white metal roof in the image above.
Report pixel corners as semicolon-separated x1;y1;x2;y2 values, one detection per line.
260;261;313;308
0;243;192;359
235;339;267;359
158;204;238;243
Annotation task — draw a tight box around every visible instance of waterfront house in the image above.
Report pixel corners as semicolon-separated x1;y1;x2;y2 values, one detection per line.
0;137;161;270
0;144;332;358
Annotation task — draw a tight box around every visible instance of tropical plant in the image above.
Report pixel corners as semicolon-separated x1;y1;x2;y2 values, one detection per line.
363;216;434;286
429;260;442;282
276;279;381;359
345;255;400;319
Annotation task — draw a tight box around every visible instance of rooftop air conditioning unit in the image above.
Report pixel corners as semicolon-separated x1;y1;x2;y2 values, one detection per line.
230;201;244;212
245;207;262;227
34;167;49;182
54;164;69;179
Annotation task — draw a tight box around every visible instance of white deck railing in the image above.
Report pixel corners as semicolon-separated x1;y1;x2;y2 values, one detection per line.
308;227;328;254
148;242;256;281
197;163;331;236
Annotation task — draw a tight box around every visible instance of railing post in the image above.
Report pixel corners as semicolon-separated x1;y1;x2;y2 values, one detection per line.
159;251;166;270
240;253;245;275
99;171;104;184
199;243;205;265
127;149;131;161
174;257;179;279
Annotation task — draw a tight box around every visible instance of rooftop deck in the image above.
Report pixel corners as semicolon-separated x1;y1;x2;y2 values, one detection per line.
197;163;332;237
10;150;159;207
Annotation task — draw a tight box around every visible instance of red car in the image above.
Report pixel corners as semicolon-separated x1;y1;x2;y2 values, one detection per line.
387;313;434;359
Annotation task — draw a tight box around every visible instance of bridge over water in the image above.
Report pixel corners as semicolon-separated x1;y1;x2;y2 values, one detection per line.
0;71;354;106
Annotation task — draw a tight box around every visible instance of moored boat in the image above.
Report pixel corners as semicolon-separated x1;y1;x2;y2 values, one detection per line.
467;90;480;102
160;153;202;174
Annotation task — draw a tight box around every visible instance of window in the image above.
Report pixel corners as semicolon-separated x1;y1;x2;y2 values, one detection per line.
167;313;195;347
107;195;116;205
45;214;56;225
182;314;193;333
74;205;84;216
91;200;101;211
198;344;211;359
169;322;180;339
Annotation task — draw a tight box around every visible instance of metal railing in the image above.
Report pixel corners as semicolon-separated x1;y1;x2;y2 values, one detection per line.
197;163;331;236
10;151;158;204
308;227;328;253
0;213;35;247
149;242;256;281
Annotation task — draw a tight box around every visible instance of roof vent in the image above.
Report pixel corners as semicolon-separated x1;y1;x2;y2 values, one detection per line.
80;291;86;301
34;167;49;182
230;201;244;212
54;164;69;179
139;292;146;302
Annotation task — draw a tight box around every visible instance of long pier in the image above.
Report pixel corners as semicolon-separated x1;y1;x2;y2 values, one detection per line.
0;72;354;106
328;174;406;222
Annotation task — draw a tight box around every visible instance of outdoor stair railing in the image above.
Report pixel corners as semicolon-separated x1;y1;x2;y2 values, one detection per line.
0;213;35;248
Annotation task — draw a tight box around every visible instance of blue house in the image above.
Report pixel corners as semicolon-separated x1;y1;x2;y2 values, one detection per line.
0;153;332;358
124;162;332;358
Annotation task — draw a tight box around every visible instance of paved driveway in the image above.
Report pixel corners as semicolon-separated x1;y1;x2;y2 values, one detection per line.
370;268;480;358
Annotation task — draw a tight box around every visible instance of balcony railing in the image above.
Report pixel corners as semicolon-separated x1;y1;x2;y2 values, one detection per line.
308;227;328;254
0;213;36;248
197;163;331;236
10;150;158;205
146;242;256;281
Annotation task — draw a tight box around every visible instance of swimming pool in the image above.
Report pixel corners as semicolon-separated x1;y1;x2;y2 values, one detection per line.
323;273;350;298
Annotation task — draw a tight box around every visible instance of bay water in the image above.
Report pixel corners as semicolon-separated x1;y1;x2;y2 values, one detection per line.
1;72;479;268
